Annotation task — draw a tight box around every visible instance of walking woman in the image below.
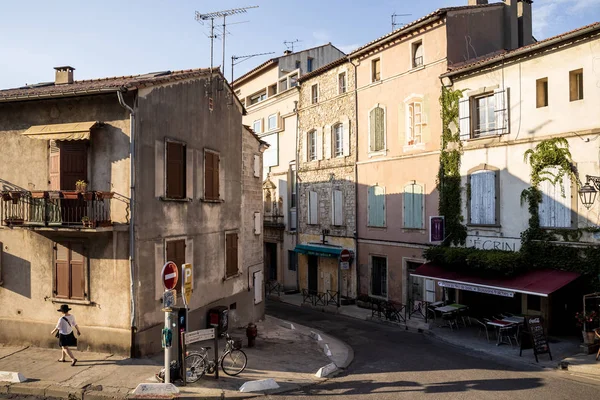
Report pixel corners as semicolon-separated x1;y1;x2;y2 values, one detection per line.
50;305;81;366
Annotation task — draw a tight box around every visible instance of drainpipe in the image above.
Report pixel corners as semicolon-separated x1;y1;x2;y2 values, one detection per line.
117;90;136;357
349;57;359;299
294;99;300;291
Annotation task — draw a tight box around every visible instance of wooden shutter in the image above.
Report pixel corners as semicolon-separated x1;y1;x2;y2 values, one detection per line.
166;239;186;286
213;153;220;199
55;243;70;299
254;212;261;235
253;155;260;178
309;191;318;225
226;233;238;277
459;97;471;140
539;169;571;228
342;120;350;156
403;184;424;229
368;186;385;227
70;243;85;300
166;142;185;199
316;128;323;161
494;88;509;135
332;190;343;226
205;151;220;200
324;125;332;159
49;141;61;190
60;142;87;190
470;171;496;225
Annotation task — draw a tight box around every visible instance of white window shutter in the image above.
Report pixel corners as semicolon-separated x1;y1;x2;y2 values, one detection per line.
324;124;332;159
557;174;572;228
459;98;471;140
290;209;297;230
253;270;264;305
316;128;323;161
154;241;164;300
342;119;350;156
470;173;482;224
333;190;343;226
539;178;552;228
155;140;165;198
403;185;414;228
309;191;318;224
484;171;496;224
254;212;261;235
253;155;261;178
186;147;194;199
494;88;508;135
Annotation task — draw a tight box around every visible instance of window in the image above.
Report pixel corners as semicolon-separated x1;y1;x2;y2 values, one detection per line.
338;72;347;94
333;124;343;157
225;232;239;278
308;191;318;225
249;91;266;105
290;74;298;87
367;185;385;227
54;242;87;300
288;251;297;271
307;57;314;72
204;150;220;200
369;106;385;152
569;69;583;101
166;239;186;291
332;189;343;226
539;168;572;228
268;114;278;131
407;102;423;145
459;89;508;139
307;130;317;161
311;84;318;104
253;120;262;134
474;94;496;136
166;141;186;199
279;79;288;92
412;41;423;68
403;183;424;229
371;256;387;297
536;78;548;108
295;60;301;69
371;58;381;82
469;170;497;225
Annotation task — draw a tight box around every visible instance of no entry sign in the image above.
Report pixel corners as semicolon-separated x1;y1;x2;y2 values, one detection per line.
340;249;351;262
161;261;179;290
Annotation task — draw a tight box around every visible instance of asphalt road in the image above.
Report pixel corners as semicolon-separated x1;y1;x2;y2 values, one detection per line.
265;301;599;400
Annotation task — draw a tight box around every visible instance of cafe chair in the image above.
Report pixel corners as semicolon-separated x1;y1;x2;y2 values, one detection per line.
427;303;438;321
476;318;493;342
441;312;458;330
457;307;471;327
498;324;519;346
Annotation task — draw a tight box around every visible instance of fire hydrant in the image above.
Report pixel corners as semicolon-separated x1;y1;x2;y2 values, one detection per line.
246;322;258;348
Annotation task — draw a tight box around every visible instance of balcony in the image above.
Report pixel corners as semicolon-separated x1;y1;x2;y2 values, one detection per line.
264;214;284;229
1;190;123;230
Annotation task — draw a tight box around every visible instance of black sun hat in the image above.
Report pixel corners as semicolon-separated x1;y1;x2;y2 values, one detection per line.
57;304;71;313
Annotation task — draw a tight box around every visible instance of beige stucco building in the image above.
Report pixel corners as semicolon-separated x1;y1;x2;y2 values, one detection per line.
352;1;532;306
233;44;345;290
0;66;265;356
296;58;357;302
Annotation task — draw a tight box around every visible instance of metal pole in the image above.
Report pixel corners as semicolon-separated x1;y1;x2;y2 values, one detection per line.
222;15;226;76
210;18;214;72
180;331;186;386
164;310;170;383
231;57;234;87
214;328;219;380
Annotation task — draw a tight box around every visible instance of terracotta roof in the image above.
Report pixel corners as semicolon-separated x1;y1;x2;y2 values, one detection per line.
349;3;503;58
0;68;215;102
443;21;600;77
243;124;268;146
298;57;349;83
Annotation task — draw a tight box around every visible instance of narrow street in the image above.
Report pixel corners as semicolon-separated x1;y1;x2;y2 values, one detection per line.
266;301;600;399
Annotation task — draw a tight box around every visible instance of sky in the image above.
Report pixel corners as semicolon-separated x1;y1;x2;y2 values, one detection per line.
1;0;599;90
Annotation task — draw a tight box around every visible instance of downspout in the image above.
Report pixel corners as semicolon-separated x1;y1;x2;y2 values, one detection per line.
117;90;136;357
349;57;360;299
294;98;300;291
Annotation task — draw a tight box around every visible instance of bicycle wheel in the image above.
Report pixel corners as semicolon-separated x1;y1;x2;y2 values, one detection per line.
221;349;247;376
185;353;207;383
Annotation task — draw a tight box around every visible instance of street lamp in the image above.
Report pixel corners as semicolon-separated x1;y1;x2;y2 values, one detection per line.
578;175;599;209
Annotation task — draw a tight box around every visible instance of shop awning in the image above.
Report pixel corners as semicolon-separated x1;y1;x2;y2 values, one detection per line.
294;244;343;258
22;121;100;140
411;263;580;298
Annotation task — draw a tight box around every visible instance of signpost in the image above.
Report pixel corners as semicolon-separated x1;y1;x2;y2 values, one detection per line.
340;249;351;263
182;263;193;307
520;316;552;362
161;262;179;384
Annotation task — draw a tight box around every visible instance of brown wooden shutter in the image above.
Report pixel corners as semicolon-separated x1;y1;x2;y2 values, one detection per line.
60;142;88;190
226;233;238;277
213;153;220;199
49;141;61;190
166;239;186;287
205;152;214;199
166;142;185;199
55;243;70;298
70;243;85;300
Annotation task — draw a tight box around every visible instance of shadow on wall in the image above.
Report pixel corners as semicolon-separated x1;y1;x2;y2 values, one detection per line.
0;179;26;192
2;249;31;299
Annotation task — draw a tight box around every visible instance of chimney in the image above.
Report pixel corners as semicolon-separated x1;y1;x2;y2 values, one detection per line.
54;66;75;85
468;0;488;5
503;0;519;50
518;0;533;46
283;50;292;55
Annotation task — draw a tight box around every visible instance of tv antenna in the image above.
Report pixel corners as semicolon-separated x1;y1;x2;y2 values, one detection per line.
231;52;276;87
195;6;258;76
284;39;302;53
391;13;412;31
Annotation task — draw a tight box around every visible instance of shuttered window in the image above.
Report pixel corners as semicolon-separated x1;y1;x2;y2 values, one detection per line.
166;141;186;199
166;239;186;290
469;170;496;225
308;191;318;225
369;106;385;152
332;190;343;226
403;183;424;229
367;185;385;227
54;242;87;300
204;151;220;200
539;169;572;228
225;233;239;278
371;256;387;297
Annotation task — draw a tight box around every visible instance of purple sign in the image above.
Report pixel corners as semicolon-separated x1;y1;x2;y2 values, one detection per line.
430;216;445;242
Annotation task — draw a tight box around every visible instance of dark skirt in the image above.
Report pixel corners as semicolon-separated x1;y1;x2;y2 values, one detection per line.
58;332;77;347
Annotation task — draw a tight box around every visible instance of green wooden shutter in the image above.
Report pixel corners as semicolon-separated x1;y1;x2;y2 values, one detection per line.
413;184;423;228
368;186;385;227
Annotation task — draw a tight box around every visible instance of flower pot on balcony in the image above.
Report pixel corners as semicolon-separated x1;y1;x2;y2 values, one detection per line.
30;191;48;199
62;191;80;200
96;191;114;200
82;192;94;201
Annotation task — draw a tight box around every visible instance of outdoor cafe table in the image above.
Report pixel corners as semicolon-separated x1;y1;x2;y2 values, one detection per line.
486;319;515;346
502;316;524;324
434;304;467;313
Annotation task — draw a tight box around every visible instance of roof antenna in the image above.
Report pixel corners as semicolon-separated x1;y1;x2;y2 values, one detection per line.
391;13;412;31
283;39;302;53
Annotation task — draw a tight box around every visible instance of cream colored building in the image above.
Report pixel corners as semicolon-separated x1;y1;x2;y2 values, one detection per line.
233;44;345;290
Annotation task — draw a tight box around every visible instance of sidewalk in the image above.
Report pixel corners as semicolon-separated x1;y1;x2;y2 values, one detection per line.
0;315;352;399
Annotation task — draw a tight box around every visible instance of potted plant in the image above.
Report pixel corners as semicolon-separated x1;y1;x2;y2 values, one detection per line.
75;180;88;193
1;191;11;202
4;215;24;225
81;216;91;228
575;310;599;343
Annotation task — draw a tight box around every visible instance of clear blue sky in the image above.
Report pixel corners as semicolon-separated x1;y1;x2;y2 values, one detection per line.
1;0;599;89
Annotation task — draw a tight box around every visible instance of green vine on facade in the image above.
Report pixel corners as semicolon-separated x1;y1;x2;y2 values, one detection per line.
438;86;467;246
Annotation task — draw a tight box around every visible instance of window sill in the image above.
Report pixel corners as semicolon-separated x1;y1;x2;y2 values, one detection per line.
160;197;192;203
367;225;387;229
369;80;382;87
467;224;502;229
403;227;425;231
49;298;93;306
409;65;425;73
200;198;224;203
403;143;426;152
223;272;242;282
368;150;387;158
464;133;507;142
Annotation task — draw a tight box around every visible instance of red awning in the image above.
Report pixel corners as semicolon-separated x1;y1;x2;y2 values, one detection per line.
411;263;580;297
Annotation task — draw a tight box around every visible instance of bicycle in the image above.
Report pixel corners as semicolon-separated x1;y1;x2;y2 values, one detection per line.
185;333;247;383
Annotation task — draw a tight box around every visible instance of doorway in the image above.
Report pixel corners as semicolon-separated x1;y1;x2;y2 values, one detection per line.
308;255;318;294
264;243;278;281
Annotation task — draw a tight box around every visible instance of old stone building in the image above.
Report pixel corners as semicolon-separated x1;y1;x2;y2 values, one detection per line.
296;59;357;301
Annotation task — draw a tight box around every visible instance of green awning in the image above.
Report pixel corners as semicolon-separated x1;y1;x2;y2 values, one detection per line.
294;244;342;258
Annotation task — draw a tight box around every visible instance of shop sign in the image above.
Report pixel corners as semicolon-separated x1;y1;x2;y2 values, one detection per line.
438;281;514;298
466;236;521;252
